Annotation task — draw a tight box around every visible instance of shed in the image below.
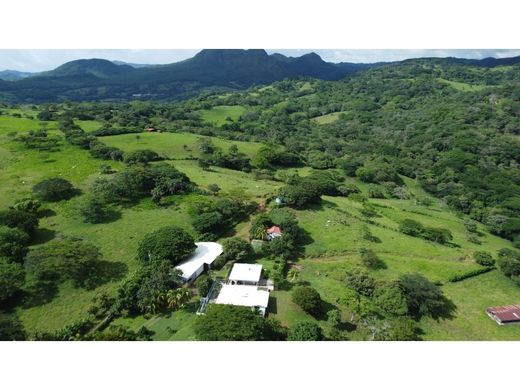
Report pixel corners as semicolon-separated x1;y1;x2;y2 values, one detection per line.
266;225;282;240
215;284;270;316
486;304;520;325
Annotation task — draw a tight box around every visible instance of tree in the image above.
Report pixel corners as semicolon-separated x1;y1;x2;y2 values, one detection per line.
0;209;39;235
287;321;323;341
291;286;322;316
373;282;408;316
207;184;220;194
194;304;271;341
497;249;520;277
78;196;114;223
473;251;495;266
398;219;423;237
0;313;26;341
0;226;30;262
33;177;77;201
86;325;154;341
345;267;375;296
123;149;160;165
398;273;449;318
137;226;196;266
194;275;213;297
192;212;223;235
359;248;385;269
163;287;192;310
0;261;25;302
219;237;254;263
24;237;103;289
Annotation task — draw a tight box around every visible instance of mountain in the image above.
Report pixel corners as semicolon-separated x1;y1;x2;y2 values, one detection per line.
0;70;33;81
111;60;154;68
1;50;520;103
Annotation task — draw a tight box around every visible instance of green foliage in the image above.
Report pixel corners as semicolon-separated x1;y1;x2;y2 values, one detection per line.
0;313;26;341
399;218;453;244
136;226;195;266
78;196;114;224
291;286;322;316
287;321;323;341
473;251;495;266
24;237;104;289
86;325;154;341
0;209;39;235
194;275;213;297
194;304;275;341
0;261;25;302
497;249;520;278
448;267;495;283
373;282;408;316
17;129;60;150
0;226;30;262
398;273;450;318
345;267;376;296
33;177;77;201
359;248;386;269
123;149;160;165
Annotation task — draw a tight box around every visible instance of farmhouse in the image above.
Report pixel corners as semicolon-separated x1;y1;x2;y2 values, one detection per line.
215;284;270;316
486;304;520;325
266;225;282;240
145;126;158;132
175;242;223;283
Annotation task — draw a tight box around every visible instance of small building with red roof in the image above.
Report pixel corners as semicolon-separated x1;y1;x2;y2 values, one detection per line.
266;225;282;240
486;304;520;325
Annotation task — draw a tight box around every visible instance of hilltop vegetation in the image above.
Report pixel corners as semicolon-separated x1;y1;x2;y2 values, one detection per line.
1;57;520;341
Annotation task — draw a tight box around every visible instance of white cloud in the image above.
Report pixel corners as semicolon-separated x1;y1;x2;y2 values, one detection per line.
0;49;519;72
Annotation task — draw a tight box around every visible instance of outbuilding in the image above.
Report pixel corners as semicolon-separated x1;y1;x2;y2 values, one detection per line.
266;225;282;240
228;263;263;286
215;284;270;316
175;242;223;284
486;304;520;325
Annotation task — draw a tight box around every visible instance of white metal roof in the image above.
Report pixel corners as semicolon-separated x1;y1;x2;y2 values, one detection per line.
175;242;223;280
228;263;263;283
215;284;270;309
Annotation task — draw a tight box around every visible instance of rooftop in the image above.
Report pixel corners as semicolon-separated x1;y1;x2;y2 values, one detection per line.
175;242;223;280
228;263;263;283
215;284;270;309
486;304;520;324
267;226;282;235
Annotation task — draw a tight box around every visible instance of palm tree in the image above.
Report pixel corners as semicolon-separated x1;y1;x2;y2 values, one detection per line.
165;288;192;310
287;268;299;282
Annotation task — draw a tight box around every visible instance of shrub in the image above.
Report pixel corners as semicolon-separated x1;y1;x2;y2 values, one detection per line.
123;149;160;165
79;196;114;224
287;321;323;341
373;282;408;316
194;275;213;297
0;261;25;302
337;183;361;196
0;226;30;262
33;178;77;201
497;249;520;277
137;226;196;266
359;248;385;269
398;273;449;318
291;286;322;315
448;267;495;283
0;209;39;235
345;267;375;296
473;251;495;266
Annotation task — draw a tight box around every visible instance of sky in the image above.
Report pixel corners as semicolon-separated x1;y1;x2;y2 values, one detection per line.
1;49;519;72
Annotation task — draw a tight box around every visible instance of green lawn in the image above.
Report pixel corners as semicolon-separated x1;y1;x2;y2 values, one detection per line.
101;131;261;159
311;111;347;125
76;120;103;132
199;105;246;126
438;78;487;92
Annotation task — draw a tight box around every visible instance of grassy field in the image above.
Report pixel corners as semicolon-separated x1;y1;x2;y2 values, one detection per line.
311;111;347;125
438;78;487;92
199;105;246;126
102;131;261;159
2;111;520;340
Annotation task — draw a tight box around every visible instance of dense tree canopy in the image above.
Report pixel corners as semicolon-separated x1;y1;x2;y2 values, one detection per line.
137;226;196;266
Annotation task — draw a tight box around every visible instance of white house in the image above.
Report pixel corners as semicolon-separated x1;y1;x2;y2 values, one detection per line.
228;263;263;286
175;242;223;283
215;284;270;316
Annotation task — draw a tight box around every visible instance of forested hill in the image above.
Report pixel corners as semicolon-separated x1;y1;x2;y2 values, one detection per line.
0;49;374;103
38;57;519;245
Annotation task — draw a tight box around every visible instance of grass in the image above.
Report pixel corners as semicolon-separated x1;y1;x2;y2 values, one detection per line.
101;131;261;159
438;78;487;92
76;120;103;132
311;111;347;125
199;105;246;126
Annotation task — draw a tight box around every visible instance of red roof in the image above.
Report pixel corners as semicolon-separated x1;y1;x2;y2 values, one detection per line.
267;226;282;235
486;305;520;324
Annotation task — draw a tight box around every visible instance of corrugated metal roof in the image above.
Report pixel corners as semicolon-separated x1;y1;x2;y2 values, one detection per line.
486;304;520;323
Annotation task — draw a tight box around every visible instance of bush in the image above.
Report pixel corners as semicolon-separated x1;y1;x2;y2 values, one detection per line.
0;209;39;236
448;267;495;283
373;282;408;316
291;286;322;315
359;248;385;269
137;226;196;266
0;313;26;341
33;178;77;201
123;149;160;165
79;196;115;224
0;226;30;262
497;249;520;277
473;251;495;266
337;183;361;196
398;273;450;318
345;267;375;296
220;237;253;263
287;321;323;341
0;261;25;302
194;275;213;297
